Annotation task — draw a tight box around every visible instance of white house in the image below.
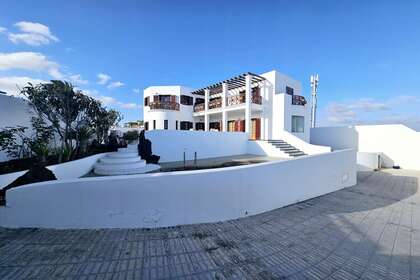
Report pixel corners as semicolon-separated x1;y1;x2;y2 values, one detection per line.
143;70;311;142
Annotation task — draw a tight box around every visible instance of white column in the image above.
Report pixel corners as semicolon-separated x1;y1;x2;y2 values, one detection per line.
204;89;209;131
245;74;252;134
222;83;227;132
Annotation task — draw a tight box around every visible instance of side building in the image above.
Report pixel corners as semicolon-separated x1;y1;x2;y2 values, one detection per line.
143;70;311;142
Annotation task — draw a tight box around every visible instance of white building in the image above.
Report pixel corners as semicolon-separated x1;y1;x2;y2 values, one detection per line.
143;70;311;142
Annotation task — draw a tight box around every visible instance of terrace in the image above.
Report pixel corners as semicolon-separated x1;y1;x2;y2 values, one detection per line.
1;169;418;279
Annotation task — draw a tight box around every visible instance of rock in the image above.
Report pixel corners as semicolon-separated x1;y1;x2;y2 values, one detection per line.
3;164;57;192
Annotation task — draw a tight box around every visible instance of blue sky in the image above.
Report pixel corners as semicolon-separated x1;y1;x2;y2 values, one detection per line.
0;0;419;129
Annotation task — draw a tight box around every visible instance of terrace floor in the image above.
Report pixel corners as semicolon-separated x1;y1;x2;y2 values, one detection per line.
1;169;420;280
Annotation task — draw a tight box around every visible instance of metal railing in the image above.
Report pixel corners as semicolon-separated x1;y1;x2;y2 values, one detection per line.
208;98;222;109
149;101;180;111
292;95;307;106
193;103;205;112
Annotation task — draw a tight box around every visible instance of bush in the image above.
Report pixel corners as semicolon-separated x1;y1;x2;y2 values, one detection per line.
123;130;139;142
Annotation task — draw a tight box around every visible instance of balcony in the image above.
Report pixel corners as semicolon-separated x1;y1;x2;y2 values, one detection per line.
227;94;262;106
292;95;307;106
208;98;222;109
193;103;205;112
149;101;180;111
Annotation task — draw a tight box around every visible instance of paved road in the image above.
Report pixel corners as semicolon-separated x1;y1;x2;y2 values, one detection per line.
1;169;419;279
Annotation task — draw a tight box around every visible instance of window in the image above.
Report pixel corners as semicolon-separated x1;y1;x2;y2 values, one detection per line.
175;120;178;130
292;116;304;133
195;122;204;131
195;98;204;104
286;86;294;95
180;95;193;105
144;122;149;131
153;120;156;130
164;120;168;130
180;121;193;130
144;96;150;106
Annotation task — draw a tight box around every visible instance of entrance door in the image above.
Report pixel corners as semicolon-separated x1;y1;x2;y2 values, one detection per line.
250;118;261;140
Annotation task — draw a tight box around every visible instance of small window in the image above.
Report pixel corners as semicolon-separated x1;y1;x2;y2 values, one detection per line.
144;122;149;131
144;96;149;106
180;95;193;105
292;116;304;133
175;120;178;130
195;98;204;104
286;86;294;95
153;120;156;130
180;121;193;130
164;120;168;130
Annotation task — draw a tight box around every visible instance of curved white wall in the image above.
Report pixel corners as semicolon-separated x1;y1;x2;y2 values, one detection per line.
0;153;107;188
0;149;356;229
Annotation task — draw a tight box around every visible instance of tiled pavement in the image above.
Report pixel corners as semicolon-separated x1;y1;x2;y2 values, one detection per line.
1;169;419;280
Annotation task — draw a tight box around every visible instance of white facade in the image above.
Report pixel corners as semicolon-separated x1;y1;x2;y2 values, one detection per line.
143;70;311;142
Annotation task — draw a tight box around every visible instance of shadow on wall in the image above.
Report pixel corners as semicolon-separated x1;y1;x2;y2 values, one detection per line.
310;126;359;151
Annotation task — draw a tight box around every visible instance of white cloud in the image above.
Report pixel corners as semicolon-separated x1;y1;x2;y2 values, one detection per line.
120;103;139;109
323;96;419;125
0;76;47;96
0;27;6;33
107;81;124;89
8;21;58;46
97;73;111;85
0;51;63;79
69;74;88;85
81;88;139;110
133;88;140;94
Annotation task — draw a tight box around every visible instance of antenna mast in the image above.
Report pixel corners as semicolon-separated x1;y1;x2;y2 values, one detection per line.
310;74;319;128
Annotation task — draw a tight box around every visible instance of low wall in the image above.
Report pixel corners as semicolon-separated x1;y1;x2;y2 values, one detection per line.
311;124;420;170
0;153;107;188
0;149;356;229
277;131;331;155
146;130;248;162
357;152;380;171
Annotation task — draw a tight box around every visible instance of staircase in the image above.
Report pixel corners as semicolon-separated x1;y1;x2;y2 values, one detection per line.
267;139;307;157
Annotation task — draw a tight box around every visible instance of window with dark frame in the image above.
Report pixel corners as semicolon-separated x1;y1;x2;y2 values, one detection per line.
144;96;149;106
180;95;193;105
164;120;168;130
153;120;156;129
180;121;193;130
144;122;149;131
286;86;294;95
175;120;178;130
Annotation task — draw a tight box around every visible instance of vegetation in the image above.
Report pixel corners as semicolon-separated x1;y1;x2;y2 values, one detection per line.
0;80;123;174
123;130;139;143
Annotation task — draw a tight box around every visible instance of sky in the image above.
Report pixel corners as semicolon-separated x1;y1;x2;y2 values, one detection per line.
0;0;420;129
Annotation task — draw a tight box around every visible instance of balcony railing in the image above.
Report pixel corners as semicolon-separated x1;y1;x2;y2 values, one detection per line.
252;95;262;105
227;95;245;106
193;103;205;112
208;98;222;109
227;94;262;106
149;101;180;111
292;95;307;106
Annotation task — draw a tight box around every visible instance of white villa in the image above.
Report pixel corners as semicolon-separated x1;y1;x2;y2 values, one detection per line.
143;70;311;142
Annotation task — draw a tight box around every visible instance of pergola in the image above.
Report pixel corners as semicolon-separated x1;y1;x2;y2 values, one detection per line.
190;72;266;96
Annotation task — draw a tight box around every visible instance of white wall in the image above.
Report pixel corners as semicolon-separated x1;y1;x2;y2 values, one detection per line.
311;124;420;170
0;149;356;229
146;130;249;162
0;95;34;161
0;153;107;188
